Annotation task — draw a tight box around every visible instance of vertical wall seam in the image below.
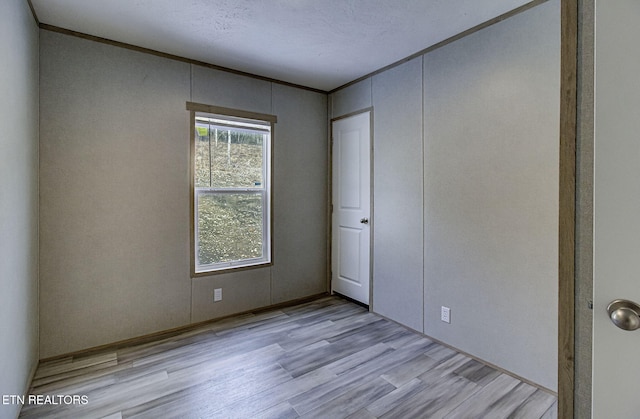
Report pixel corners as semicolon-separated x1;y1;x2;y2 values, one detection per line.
369;78;373;107
37;23;42;360
189;64;193;324
327;93;333;295
421;54;426;334
270;82;274;304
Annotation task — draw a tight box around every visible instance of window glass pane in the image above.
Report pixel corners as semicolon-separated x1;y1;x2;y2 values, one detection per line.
197;192;263;266
194;122;211;187
211;130;264;188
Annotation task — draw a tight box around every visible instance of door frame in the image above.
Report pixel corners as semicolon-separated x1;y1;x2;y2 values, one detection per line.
558;0;578;417
328;107;374;308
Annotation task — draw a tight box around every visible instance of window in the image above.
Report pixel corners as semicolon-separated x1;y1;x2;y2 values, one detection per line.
188;103;276;275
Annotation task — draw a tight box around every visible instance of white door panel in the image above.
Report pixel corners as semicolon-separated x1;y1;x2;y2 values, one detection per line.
339;131;362;209
593;1;640;417
338;227;361;282
332;111;371;305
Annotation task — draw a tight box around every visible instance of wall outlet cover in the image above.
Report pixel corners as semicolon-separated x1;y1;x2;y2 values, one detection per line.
214;288;222;302
441;306;451;323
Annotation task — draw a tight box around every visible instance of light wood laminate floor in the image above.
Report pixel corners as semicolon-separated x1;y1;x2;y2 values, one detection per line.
20;296;557;418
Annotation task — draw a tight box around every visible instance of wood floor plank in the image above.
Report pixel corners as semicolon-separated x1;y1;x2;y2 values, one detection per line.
124;362;292;419
203;367;338;418
254;401;300;419
298;376;396;418
419;353;479;384
130;329;284;372
508;389;558;419
278;319;401;378
380;353;440;387
453;358;502;387
328;342;391;373
31;362;125;395
383;329;429;349
30;358;120;389
277;321;338;352
34;353;118;379
346;408;378;419
424;343;459;362
444;374;531;418
540;400;558;419
288;339;436;415
20;296;556;419
379;373;481;419
364;377;430;417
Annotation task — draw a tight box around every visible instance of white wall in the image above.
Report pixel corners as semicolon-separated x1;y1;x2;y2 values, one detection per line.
423;1;559;390
271;84;329;303
330;0;559;390
39;30;327;358
371;57;424;332
0;0;40;417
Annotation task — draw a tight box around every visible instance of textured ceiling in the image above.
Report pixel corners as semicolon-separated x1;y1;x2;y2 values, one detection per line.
31;0;532;91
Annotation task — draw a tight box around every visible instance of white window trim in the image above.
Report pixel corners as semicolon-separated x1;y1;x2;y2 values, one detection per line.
187;102;276;276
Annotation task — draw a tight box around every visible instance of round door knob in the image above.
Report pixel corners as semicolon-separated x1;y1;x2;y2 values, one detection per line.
360;218;369;224
607;299;640;331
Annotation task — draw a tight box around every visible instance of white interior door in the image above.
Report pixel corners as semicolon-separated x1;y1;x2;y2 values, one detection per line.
331;111;371;305
592;2;640;417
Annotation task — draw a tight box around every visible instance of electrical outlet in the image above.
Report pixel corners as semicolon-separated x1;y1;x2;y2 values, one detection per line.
441;306;451;323
214;288;222;302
